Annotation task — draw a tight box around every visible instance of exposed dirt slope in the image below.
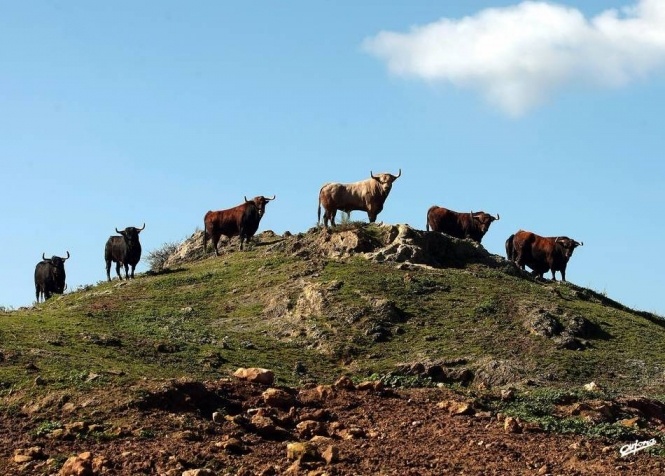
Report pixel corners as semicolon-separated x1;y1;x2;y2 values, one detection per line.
5;377;664;475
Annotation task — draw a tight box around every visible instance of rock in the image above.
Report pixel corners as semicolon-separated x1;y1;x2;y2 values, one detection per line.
173;430;200;441
501;389;515;401
504;417;522;434
13;446;46;463
437;400;474;416
65;421;89;434
333;376;355;390
296;420;327;439
182;469;216;476
212;411;224;423
251;414;276;432
339;426;365;440
299;409;332;422
233;368;275;386
356;380;384;392
321;445;339;464
583;382;600;392
221;438;246;454
59;452;93;476
286;442;318;461
262;388;296;408
309;435;334;445
299;385;334;405
619;417;641;428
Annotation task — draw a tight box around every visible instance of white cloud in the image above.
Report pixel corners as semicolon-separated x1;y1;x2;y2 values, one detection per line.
363;0;665;116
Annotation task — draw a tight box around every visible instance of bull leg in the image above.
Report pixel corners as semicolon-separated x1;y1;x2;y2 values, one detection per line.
106;260;112;282
123;263;130;280
115;261;123;280
212;233;221;256
35;284;40;303
130;264;136;279
329;209;337;227
45;289;52;300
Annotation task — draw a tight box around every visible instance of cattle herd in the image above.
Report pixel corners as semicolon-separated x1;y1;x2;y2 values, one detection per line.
33;169;583;302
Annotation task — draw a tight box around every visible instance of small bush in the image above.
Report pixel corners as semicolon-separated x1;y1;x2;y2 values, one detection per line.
146;241;180;272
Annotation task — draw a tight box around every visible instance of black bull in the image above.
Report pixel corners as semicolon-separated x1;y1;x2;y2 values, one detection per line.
105;224;145;281
34;251;70;302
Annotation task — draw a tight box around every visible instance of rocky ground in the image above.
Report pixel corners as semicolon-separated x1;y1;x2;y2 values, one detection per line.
4;370;664;476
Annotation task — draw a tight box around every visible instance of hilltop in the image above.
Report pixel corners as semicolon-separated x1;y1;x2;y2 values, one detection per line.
1;223;664;475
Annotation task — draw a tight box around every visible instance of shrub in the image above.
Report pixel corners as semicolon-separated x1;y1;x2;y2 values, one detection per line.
146;241;180;272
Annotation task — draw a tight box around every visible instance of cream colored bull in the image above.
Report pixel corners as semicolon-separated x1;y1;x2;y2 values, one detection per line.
318;170;401;227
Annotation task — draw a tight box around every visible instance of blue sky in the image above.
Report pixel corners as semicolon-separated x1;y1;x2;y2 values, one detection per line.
1;1;664;315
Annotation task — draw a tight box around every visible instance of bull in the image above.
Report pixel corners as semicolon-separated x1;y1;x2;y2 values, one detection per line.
318;169;401;227
203;195;275;255
426;206;499;243
506;230;583;281
105;223;145;281
34;251;70;302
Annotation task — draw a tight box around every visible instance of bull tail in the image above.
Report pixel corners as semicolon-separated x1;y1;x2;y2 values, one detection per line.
203;217;207;252
505;234;515;261
317;199;321;226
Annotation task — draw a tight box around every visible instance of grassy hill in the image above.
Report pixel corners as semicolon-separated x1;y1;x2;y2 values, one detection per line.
2;223;664;399
3;223;665;474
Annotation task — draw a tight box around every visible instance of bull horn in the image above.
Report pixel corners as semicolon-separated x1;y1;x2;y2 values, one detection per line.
395;168;401;178
266;195;276;201
115;227;122;234
495;214;500;220
42;252;47;261
63;251;70;261
370;171;377;179
137;223;146;231
244;195;252;203
578;241;584;246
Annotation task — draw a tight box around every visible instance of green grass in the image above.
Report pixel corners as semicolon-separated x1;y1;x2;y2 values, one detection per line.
2;226;665;407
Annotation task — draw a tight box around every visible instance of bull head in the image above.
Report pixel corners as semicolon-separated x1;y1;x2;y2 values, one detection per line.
370;169;401;183
245;195;275;218
116;223;145;235
555;237;583;258
370;169;401;194
42;251;70;262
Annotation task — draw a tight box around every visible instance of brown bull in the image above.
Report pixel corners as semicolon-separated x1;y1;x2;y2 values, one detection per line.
203;195;275;254
506;230;583;282
426;206;499;243
318;169;401;227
